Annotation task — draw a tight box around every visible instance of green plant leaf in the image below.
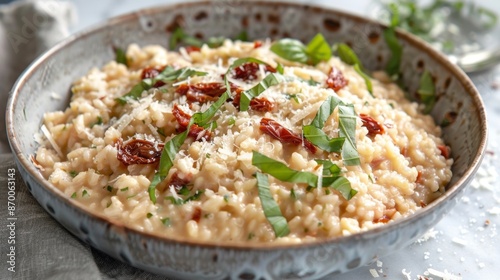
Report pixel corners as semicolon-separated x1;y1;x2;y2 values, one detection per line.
338;104;360;166
255;172;290;238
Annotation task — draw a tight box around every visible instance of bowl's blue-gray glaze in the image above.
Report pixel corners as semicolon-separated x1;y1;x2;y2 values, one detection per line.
6;1;487;279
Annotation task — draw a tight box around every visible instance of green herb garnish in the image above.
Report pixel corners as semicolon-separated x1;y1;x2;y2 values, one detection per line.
117;67;207;104
338;104;361;166
90;116;102;128
71;192;77;198
384;4;404;77
284;94;300;103
106;185;113;192
315;159;342;177
270;33;332;65
82;190;89;197
240;73;284;111
148;131;188;203
166;189;204;205
256;172;290;238
120;187;129;192
69;171;78;178
147;213;153;218
178;186;190;196
252;151;357;200
417;70;436;113
161;217;172;226
336;43;373;95
115;47;127;66
381;0;498;53
302;125;345;153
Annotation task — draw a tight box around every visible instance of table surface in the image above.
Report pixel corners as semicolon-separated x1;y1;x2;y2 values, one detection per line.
15;0;500;279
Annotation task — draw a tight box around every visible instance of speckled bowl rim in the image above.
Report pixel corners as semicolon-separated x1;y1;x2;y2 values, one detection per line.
6;0;488;251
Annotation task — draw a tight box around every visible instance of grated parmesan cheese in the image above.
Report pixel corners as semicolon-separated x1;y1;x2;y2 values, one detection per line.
40;124;63;158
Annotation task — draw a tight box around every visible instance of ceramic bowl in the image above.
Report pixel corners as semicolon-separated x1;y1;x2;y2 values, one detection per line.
6;1;487;279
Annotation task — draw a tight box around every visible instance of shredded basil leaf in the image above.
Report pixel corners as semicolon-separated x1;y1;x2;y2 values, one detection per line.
338;104;360;166
383;28;403;77
384;4;404;77
252;151;357;200
322;176;357;199
336;43;373;95
240;73;284;111
417;70;436;114
255;172;290;238
270;38;309;64
336;43;363;70
310;95;341;129
252;151;317;186
148;130;189;203
115;47;128;66
117;67;207;104
315;159;342;177
353;64;374;96
303;125;345;153
303;95;352;155
305;33;333;65
169;28;203;49
270;34;332;65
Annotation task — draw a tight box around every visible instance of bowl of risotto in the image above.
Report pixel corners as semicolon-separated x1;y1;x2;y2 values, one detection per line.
6;1;487;279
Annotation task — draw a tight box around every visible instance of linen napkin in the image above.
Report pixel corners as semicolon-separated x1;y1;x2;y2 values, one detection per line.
0;1;165;279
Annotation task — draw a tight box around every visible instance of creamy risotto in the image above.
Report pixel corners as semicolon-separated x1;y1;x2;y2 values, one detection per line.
34;37;452;244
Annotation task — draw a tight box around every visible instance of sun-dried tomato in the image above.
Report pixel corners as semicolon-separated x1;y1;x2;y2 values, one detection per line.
184;46;201;53
192;207;202;223
172;104;211;141
416;171;423;184
141;66;166;88
259;118;317;154
326;66;348;91
232;62;276;81
360;114;384;137
167;171;191;192
116;139;164;166
254;40;263;48
232;91;274;112
438;145;450;159
374;215;391;223
176;82;228;103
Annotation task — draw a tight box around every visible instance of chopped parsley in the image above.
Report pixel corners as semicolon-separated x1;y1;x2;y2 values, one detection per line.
69;171;78;178
82;190;89;197
161;217;171;226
